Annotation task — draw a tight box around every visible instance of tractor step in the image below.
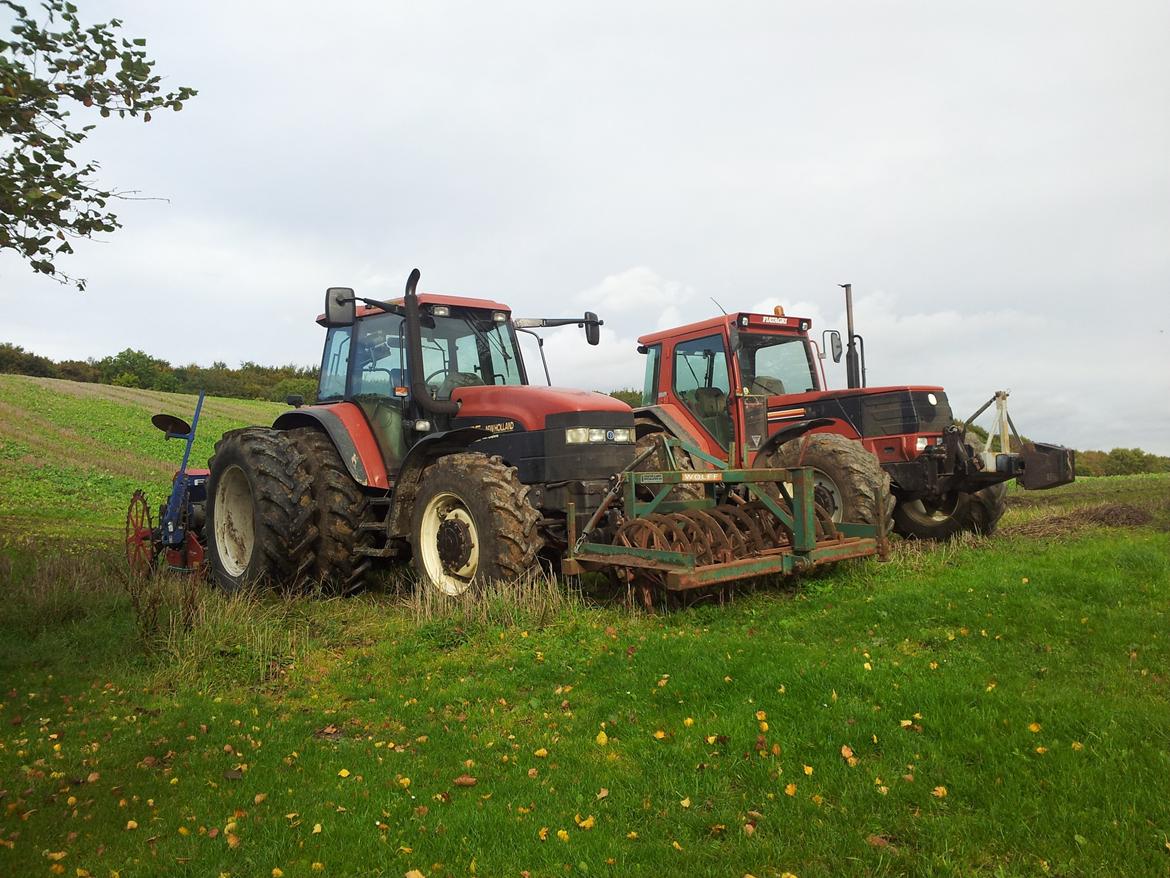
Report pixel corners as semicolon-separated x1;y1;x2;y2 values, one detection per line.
354;545;399;559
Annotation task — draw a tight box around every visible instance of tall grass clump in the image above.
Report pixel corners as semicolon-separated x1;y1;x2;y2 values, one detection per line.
0;543;126;636
406;568;583;630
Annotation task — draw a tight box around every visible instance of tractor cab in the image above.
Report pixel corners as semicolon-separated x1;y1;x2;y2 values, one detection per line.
315;294;527;464
638;310;824;466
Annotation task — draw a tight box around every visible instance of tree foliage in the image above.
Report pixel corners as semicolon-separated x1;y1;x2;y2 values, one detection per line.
0;341;320;402
1;0;195;289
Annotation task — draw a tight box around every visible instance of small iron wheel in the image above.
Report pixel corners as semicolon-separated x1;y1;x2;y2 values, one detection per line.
125;489;157;577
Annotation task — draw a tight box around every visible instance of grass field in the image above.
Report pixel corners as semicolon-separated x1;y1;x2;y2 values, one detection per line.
1;376;1169;877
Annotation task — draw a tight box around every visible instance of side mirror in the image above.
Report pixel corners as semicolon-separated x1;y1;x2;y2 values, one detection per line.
824;329;843;363
583;311;601;346
325;286;356;326
285;394;304;408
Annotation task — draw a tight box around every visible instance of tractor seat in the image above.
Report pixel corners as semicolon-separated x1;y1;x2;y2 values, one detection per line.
692;387;732;448
751;376;786;395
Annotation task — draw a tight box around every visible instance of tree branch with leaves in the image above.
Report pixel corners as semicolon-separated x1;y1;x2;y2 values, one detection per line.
1;0;195;290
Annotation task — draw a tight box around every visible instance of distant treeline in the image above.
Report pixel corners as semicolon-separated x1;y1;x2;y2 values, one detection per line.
0;342;318;404
5;347;1169;477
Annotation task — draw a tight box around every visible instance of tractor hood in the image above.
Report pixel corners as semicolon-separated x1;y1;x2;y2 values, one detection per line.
764;385;953;438
451;385;633;431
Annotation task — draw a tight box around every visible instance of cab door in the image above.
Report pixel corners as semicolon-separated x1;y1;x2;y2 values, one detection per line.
668;333;735;459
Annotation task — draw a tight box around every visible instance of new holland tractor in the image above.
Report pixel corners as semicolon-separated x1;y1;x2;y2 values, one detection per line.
195;270;881;604
631;284;1075;540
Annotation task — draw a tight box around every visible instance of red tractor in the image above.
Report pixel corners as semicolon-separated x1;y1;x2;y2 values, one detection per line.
632;284;1075;539
204;269;637;595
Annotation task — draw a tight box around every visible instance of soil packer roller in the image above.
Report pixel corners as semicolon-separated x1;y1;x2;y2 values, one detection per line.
184;269;879;600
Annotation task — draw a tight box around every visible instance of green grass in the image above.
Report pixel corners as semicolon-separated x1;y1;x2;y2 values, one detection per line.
1;375;1168;875
0;375;285;536
2;477;1169;876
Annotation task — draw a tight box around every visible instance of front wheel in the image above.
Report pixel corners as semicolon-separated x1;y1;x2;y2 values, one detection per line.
410;453;542;595
893;482;1008;540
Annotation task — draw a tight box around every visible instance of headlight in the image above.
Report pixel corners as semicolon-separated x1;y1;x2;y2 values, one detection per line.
565;427;635;444
915;437;931;451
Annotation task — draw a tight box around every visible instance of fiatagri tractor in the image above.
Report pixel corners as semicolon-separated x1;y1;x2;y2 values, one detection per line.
129;270;890;606
630;283;1075;541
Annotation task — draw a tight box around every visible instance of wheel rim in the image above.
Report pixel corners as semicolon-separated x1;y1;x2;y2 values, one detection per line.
418;490;480;596
783;469;845;522
901;493;960;525
214;465;255;578
125;489;156;577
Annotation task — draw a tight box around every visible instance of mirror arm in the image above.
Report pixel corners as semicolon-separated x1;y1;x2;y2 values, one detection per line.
514;316;604;329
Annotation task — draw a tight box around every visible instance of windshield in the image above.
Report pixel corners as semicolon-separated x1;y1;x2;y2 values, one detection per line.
419;309;525;398
349;309;526;399
738;333;819;395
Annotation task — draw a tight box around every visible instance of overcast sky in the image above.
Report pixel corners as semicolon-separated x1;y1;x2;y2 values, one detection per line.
2;1;1168;452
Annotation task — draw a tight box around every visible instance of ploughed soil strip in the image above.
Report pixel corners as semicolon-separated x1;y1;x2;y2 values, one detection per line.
1002;502;1156;538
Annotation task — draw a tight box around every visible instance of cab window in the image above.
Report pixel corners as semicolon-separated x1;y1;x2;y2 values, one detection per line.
673;334;732;448
317;326;351;401
351;312;406;397
641;344;660;405
739;334;818;395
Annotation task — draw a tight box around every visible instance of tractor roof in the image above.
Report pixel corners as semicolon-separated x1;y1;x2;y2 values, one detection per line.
317;292;511;325
637;311;811;346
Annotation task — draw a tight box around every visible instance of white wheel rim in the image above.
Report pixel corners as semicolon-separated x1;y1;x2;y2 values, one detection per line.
214;464;254;577
419;491;480;596
903;495;960;524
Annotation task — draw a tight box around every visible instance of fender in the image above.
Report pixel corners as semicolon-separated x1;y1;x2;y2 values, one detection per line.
632;404;698;441
385;426;492;538
273;403;389;489
752;418;838;465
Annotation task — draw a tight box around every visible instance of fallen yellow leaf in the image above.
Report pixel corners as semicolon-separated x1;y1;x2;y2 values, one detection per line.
538;827;549;841
338;769;350;778
1071;741;1084;751
785;783;797;797
683;717;694;727
803;765;813;776
680;797;691;809
254;793;268;805
595;730;608;746
534;748;549;758
932;786;947;798
125;820;138;831
653;730;666;740
312;823;323;834
272;869;284;878
556;829;569;842
579;815;596;830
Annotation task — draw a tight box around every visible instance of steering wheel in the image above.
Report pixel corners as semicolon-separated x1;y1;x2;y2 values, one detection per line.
424;368;447;386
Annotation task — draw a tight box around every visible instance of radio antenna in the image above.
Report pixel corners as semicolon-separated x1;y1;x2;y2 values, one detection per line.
710;297;728;315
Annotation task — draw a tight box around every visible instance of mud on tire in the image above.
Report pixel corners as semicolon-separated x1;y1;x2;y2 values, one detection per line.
206;428;315;593
286;427;375;593
760;432;894;531
410;452;542;595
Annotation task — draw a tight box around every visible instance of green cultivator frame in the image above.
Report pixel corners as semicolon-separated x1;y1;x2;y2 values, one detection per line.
563;437;881;600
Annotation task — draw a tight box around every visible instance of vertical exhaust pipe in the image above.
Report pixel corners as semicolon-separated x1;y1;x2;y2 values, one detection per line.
839;283;865;389
403;268;460;416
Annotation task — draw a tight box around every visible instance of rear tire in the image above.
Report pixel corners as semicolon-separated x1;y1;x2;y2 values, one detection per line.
760;432;894;531
410;453;542;596
206;428;315;593
893;483;1008;539
286;427;375;593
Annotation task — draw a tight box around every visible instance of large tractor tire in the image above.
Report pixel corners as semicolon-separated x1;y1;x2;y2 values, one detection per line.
759;432;894;531
893;483;1008;540
286;427;375;594
206;428;315;593
410;452;542;596
633;428;703;500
